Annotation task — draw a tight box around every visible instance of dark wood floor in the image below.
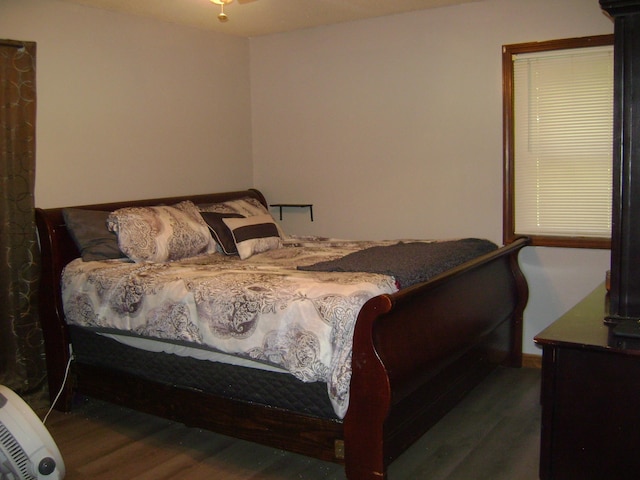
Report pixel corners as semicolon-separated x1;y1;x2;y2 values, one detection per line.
41;366;541;479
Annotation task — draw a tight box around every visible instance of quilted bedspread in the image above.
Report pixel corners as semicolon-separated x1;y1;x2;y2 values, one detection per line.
61;236;400;418
299;238;497;288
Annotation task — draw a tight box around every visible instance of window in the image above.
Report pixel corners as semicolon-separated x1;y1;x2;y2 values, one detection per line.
503;35;614;248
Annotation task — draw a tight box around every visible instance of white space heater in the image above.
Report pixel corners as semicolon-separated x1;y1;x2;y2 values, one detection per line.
0;385;65;480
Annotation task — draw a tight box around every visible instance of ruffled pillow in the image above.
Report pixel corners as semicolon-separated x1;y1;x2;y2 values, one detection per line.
107;201;216;262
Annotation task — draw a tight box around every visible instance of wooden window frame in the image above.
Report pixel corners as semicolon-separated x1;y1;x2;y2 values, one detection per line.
503;34;614;249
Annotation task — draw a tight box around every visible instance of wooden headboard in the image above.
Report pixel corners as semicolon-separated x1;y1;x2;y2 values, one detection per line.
36;188;267;268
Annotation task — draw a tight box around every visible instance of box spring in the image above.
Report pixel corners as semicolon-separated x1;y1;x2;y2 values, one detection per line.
68;325;338;420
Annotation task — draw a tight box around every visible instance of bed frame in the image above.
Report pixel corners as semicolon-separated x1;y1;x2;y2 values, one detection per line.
35;188;529;480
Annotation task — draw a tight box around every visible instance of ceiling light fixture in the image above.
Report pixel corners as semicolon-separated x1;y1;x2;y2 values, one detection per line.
210;0;233;23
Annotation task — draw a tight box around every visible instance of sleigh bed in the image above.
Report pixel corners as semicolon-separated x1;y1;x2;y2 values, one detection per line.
35;188;529;480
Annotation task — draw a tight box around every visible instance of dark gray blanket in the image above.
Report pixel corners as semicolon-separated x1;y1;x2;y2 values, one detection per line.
297;238;498;288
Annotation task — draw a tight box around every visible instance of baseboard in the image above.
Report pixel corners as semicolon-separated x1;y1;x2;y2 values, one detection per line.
522;353;542;369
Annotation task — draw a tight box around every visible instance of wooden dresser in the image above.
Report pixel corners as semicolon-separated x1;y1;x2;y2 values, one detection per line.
535;284;640;479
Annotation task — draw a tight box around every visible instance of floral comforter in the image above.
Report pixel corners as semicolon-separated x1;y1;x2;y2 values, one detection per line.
61;236;400;418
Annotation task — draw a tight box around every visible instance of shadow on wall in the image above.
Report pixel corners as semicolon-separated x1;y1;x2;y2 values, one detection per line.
519;245;610;354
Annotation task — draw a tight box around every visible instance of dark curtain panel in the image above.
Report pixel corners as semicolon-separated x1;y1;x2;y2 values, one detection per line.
0;39;45;396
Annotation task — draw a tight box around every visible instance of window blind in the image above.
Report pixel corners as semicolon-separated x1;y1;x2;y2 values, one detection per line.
512;45;613;238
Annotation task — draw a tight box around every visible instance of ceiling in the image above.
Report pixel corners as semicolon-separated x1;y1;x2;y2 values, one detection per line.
57;0;483;37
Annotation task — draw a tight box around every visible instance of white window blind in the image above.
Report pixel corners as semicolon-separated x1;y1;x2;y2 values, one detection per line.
513;45;613;238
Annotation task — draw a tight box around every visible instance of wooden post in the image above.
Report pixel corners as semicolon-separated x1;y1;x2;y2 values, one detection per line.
600;0;640;320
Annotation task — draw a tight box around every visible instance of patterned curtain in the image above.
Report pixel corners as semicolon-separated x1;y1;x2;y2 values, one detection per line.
0;40;45;397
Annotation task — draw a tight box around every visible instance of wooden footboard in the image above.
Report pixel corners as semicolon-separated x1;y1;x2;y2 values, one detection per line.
35;189;528;480
345;237;528;479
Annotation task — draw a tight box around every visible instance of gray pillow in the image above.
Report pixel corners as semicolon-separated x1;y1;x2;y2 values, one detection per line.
62;208;124;261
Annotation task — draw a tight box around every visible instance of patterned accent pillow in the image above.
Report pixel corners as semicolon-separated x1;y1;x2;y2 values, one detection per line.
107;201;216;262
198;197;268;216
222;214;282;260
200;211;244;255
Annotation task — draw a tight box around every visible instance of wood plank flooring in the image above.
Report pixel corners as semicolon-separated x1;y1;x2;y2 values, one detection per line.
41;366;541;479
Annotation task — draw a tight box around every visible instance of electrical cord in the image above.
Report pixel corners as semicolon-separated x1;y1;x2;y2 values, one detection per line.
42;351;74;425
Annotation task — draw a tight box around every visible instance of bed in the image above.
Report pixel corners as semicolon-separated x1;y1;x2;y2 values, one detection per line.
35;188;529;480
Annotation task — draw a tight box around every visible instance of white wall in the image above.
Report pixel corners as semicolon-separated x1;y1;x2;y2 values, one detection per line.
0;0;614;356
250;0;613;354
0;0;253;208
